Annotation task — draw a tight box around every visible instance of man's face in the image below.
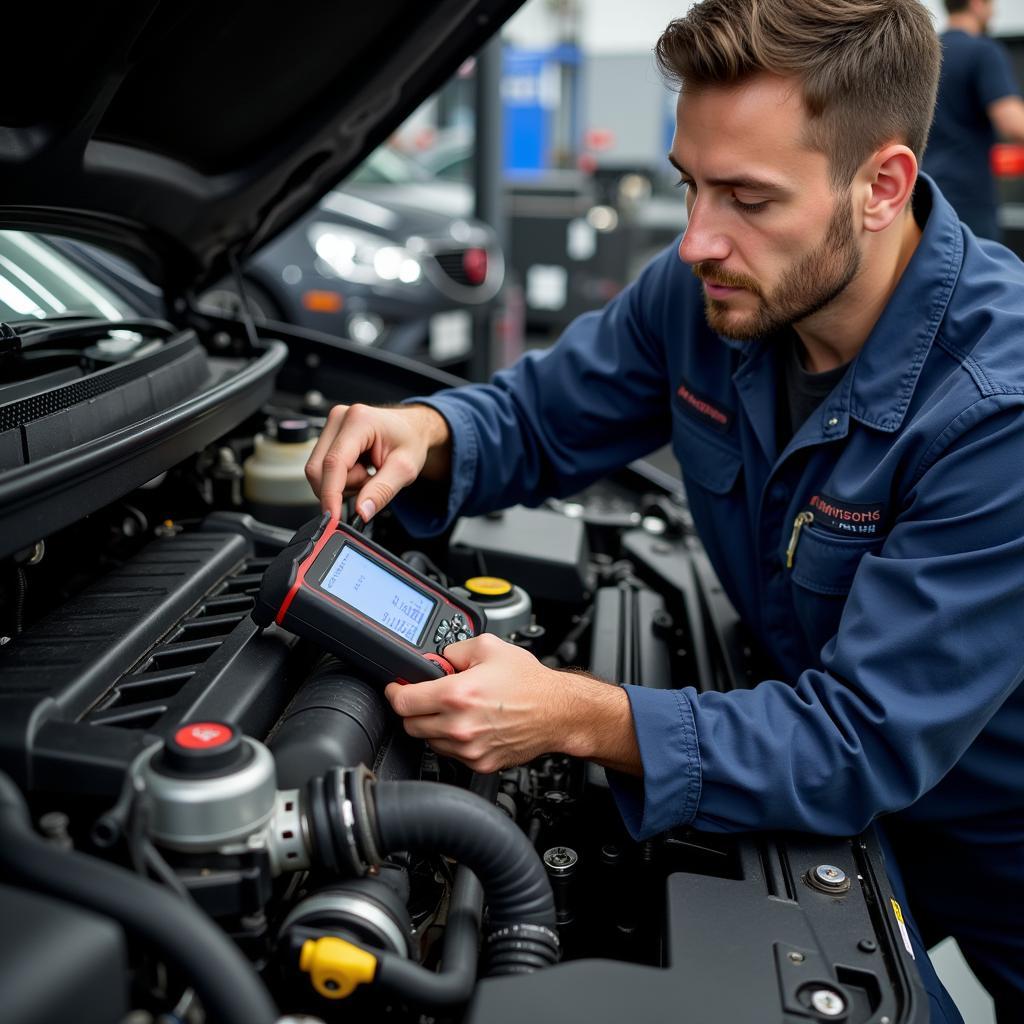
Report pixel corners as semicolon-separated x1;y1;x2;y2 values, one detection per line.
672;74;863;341
973;0;995;34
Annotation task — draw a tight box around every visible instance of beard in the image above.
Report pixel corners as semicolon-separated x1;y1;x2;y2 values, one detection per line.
692;192;862;341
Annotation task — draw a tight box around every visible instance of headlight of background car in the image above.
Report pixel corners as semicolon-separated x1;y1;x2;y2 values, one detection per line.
309;224;422;286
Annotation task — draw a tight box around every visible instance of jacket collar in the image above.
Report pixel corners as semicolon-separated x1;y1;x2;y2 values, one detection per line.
841;174;962;433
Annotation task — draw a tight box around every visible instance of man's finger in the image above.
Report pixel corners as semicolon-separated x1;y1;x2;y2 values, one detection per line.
400;713;453;741
353;449;420;521
315;426;376;520
342;465;372;494
385;678;449;717
441;635;491;672
305;406;348;492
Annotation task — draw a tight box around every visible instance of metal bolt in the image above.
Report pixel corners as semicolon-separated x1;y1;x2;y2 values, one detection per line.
810;988;846;1016
880;1018;891;1024
816;864;846;884
827;416;839;427
543;846;578;873
217;446;239;468
38;811;73;850
787;951;806;964
641;516;667;535
808;863;851;893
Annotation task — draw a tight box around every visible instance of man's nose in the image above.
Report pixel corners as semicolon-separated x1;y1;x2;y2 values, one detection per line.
677;197;730;266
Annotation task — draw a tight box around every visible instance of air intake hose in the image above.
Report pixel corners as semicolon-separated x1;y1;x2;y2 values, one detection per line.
304;767;559;987
269;658;390;789
0;772;278;1024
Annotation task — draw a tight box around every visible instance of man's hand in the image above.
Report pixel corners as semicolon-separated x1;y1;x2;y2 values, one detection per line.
384;633;642;775
305;403;452;521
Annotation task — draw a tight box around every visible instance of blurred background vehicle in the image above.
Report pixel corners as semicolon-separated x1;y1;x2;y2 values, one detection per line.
199;150;505;373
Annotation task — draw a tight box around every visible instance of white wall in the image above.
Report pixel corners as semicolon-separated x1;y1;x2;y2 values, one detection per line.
505;0;1024;53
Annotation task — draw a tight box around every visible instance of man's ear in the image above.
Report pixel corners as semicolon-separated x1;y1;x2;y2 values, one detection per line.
860;145;918;233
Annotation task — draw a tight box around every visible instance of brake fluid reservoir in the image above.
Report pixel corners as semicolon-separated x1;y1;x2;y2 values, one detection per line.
243;419;320;526
463;576;532;638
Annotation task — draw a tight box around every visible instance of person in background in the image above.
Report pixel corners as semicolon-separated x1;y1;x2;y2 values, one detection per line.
923;0;1024;239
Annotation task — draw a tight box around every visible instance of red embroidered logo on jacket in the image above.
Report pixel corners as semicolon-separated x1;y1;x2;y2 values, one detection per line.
807;493;884;535
675;379;733;431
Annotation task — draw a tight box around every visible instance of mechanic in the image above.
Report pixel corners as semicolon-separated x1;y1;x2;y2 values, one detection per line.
922;0;1024;240
306;2;1024;1020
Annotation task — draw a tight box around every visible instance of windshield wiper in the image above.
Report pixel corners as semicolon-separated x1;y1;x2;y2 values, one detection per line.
0;317;177;356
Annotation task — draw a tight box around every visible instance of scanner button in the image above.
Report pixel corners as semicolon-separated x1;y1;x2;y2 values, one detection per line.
423;653;456;676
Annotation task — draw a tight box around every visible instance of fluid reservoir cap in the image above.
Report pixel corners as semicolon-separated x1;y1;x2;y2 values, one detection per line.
464;576;513;599
276;418;312;444
159;721;247;776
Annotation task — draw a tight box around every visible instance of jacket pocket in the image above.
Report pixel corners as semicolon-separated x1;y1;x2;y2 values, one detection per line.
790;525;884;651
673;422;743;495
791;525;884;595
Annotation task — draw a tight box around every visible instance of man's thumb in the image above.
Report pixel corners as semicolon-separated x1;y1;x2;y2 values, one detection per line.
440;636;478;671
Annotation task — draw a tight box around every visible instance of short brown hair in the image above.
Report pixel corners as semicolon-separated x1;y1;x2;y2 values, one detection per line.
655;0;941;188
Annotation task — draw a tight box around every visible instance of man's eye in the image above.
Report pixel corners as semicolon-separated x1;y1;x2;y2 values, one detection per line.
674;178;694;192
733;196;769;213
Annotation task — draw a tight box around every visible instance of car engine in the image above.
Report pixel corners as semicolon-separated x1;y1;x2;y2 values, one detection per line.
0;314;927;1024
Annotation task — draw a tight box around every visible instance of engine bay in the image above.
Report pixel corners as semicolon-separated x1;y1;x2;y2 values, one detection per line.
0;316;926;1024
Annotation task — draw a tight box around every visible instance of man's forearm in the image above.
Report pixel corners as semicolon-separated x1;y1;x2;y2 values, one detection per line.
560;673;643;776
989;95;1024;144
405;403;452;481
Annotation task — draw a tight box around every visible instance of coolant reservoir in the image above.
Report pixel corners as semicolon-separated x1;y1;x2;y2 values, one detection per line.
463;576;532;638
243;419;320;527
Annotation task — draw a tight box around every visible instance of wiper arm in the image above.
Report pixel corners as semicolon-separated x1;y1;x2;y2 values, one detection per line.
0;317;178;356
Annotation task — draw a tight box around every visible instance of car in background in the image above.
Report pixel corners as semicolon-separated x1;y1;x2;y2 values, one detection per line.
413;134;686;339
201;147;504;369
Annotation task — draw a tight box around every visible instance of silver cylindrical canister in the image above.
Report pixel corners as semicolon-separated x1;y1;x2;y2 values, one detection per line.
139;722;278;852
461;576;532;638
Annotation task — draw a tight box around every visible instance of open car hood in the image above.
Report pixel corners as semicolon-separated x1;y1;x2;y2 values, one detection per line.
0;0;523;301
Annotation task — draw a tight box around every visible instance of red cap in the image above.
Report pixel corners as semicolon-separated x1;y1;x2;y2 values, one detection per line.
174;722;235;749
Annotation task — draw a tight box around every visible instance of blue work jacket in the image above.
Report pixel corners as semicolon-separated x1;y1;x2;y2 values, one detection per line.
397;177;1024;852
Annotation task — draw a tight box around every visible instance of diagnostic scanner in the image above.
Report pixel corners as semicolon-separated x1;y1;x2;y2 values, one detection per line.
253;514;484;683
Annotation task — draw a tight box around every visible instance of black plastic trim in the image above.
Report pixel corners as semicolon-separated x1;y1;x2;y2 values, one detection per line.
0;339;286;559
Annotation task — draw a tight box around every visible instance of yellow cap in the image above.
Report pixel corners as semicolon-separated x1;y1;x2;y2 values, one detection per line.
464;575;513;597
299;936;377;999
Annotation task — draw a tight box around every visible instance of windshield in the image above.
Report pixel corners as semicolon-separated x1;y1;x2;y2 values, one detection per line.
0;230;136;323
347;146;433;186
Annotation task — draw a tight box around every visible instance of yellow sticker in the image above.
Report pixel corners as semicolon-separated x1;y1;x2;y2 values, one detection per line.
890;898;915;959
